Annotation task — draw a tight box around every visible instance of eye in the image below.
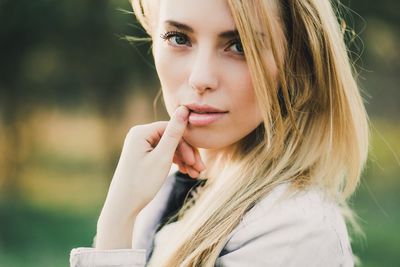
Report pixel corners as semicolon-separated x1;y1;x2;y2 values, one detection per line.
226;39;244;55
160;31;191;47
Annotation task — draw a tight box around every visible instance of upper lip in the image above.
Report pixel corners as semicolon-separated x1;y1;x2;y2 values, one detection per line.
184;103;228;113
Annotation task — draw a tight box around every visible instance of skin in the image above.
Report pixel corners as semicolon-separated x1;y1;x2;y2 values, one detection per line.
96;106;192;249
152;0;268;176
95;0;281;249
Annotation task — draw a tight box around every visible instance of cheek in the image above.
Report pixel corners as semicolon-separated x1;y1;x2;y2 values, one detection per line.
236;91;263;130
227;63;262;124
153;42;186;115
229;50;279;127
154;42;177;87
190;61;260;149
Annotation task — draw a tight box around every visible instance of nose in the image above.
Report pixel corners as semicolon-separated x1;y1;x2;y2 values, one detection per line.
188;47;219;94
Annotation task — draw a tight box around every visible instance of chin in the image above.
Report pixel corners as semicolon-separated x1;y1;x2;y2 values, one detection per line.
183;132;230;150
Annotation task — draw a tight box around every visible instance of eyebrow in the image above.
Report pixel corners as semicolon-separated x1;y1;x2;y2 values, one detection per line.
164;20;240;39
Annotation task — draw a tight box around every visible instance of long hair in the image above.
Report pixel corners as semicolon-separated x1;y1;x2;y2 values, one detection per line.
130;0;369;266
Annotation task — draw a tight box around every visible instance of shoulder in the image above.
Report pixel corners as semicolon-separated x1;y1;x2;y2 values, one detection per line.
217;184;355;266
240;184;345;231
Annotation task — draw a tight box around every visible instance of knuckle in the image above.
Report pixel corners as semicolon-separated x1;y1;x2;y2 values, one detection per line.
124;125;144;146
127;125;144;137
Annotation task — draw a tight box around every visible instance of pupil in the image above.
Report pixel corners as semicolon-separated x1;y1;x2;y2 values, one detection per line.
236;43;243;52
175;36;186;45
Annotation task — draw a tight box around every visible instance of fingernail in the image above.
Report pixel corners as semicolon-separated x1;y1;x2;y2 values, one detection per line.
176;105;189;123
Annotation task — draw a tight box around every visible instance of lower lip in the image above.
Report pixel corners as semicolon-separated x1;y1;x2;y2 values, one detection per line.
188;112;228;126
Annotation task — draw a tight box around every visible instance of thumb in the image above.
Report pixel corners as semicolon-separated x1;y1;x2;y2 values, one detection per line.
154;105;190;157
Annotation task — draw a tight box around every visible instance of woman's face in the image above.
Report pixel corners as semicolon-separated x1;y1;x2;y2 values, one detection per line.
152;0;275;149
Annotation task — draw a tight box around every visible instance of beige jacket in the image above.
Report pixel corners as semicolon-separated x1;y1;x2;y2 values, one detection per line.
70;167;355;267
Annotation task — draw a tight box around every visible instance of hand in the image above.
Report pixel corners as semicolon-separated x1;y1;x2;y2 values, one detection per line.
115;104;205;205
173;133;206;178
95;105;205;248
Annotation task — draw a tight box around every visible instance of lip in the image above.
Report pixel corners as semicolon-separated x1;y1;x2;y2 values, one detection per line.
183;103;228;126
184;103;228;113
188;112;227;126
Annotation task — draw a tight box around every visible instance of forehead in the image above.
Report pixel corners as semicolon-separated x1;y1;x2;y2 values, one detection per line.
158;0;236;32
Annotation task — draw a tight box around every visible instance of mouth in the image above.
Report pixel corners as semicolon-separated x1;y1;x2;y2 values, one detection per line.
188;112;227;126
188;109;228;114
182;103;228;126
184;103;228;114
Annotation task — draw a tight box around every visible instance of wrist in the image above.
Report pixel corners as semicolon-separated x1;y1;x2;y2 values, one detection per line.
95;210;138;249
94;200;141;249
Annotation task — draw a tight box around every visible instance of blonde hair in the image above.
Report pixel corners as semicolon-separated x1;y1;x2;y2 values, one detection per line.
130;0;369;266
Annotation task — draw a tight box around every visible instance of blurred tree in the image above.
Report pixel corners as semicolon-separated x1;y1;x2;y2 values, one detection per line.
0;0;158;198
341;0;400;119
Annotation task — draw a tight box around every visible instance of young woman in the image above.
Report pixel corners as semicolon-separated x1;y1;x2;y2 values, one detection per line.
70;0;369;266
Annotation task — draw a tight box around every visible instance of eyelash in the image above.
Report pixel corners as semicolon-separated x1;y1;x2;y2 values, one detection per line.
159;30;244;56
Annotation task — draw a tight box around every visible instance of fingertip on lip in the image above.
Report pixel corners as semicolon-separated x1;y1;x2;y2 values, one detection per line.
178;105;189;112
176;105;190;121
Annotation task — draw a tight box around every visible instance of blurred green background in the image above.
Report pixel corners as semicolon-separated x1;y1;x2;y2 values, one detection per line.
0;0;398;266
